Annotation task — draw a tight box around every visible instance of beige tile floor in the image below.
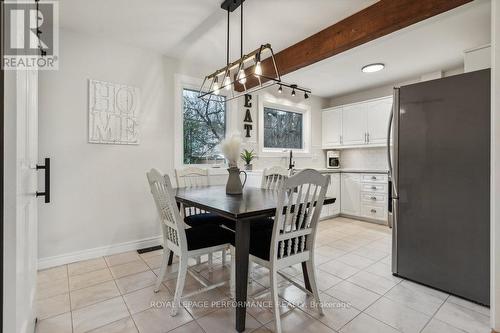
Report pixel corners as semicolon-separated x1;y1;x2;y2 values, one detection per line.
35;217;491;333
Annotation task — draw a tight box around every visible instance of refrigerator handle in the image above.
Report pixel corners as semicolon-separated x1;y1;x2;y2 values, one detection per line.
387;94;399;199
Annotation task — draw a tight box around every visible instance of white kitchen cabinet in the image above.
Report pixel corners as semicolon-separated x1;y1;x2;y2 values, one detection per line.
321;96;392;148
340;173;361;216
341;104;366;145
326;173;341;216
360;173;388;223
365;98;392;144
322;107;342;148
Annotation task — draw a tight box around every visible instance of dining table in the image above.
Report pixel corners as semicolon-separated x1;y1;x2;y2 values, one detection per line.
174;185;336;332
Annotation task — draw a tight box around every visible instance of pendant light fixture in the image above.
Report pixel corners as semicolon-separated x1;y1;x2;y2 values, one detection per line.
198;0;311;101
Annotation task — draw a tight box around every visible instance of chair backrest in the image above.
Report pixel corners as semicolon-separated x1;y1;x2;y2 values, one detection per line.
147;169;187;254
270;169;329;263
175;167;209;188
261;166;290;191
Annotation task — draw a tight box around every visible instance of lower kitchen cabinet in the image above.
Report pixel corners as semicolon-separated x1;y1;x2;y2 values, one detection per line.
339;172;388;223
340;173;361;216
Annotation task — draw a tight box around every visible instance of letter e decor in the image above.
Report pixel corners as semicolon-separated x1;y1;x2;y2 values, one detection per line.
88;79;140;144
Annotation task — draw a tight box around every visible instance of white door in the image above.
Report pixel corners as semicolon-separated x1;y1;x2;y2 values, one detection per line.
4;70;39;333
340;173;361;216
365;97;392;145
322;107;342;147
342;104;366;145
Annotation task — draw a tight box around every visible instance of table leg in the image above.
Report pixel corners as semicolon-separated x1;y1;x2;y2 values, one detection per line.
235;221;250;332
301;262;312;292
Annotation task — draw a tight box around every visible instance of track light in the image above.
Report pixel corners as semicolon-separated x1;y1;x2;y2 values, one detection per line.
304;92;309;99
278;85;282;93
291;89;296;97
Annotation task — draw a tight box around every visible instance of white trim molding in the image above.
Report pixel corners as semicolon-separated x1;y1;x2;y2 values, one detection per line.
257;93;312;158
38;235;162;270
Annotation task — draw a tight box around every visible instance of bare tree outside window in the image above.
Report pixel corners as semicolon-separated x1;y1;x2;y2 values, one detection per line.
183;89;226;164
264;107;303;149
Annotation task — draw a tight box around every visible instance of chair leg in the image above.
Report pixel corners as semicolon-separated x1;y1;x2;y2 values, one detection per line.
208;253;213;272
270;269;282;333
154;248;170;293
230;246;235;298
171;258;188;316
305;259;323;315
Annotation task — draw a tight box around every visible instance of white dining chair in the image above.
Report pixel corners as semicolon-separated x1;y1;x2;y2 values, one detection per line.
261;166;290;190
232;169;329;333
175;167;229;268
147;169;234;316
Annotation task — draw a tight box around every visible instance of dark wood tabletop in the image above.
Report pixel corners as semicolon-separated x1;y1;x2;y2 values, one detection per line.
175;185;336;221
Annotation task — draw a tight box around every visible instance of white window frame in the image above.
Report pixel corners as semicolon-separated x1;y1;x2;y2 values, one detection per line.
258;96;311;157
174;74;236;169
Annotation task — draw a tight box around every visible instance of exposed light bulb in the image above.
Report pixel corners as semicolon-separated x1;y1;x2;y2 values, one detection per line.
254;61;262;76
238;68;246;84
278;85;282;94
223;74;231;90
291;89;296;97
213;77;220;95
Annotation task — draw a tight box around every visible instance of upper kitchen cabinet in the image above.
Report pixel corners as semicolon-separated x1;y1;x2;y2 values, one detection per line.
365;97;392;144
322;96;392;149
342;103;366;145
322;107;342;147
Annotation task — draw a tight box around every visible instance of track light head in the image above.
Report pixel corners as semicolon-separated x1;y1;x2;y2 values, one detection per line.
278;85;282;93
304;92;309;99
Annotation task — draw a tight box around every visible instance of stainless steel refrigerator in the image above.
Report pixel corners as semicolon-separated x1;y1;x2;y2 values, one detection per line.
388;69;490;306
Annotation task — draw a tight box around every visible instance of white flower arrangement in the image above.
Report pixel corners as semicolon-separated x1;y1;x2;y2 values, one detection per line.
220;133;242;168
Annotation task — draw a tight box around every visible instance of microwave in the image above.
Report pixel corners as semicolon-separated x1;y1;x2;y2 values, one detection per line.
326;151;340;169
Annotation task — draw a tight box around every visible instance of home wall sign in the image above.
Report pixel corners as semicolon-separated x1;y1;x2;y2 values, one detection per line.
243;94;253;137
88;79;140;145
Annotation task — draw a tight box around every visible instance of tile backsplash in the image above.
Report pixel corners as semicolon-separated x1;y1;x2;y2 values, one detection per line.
340;147;388;170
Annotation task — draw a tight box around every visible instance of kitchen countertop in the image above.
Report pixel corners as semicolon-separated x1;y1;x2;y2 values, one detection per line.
207;168;388;175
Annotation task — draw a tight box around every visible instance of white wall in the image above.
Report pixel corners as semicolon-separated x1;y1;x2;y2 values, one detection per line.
37;29;204;265
491;0;500;330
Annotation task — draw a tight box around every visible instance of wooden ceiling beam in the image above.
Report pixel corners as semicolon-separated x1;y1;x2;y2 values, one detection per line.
235;0;473;92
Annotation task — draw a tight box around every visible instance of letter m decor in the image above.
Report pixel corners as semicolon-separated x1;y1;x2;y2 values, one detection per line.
88;79;140;144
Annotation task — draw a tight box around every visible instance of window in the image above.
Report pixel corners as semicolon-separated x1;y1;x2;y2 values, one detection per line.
263;106;303;149
182;89;226;164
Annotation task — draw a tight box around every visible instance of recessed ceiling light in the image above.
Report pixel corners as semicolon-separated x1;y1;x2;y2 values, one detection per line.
362;63;385;73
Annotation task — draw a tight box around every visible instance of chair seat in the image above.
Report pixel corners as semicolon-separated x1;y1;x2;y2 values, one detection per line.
184;212;233;227
186;225;234;251
233;226;306;261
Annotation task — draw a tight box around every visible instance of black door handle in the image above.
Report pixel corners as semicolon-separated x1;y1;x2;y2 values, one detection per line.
36;158;50;203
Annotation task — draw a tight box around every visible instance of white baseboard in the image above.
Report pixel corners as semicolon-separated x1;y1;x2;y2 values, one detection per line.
38;235;163;270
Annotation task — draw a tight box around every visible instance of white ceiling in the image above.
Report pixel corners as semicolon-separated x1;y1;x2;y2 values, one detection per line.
60;0;491;98
59;0;376;70
285;0;491;97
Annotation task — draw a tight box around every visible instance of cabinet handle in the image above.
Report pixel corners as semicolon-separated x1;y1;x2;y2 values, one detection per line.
370;196;377;200
371;209;377;213
371;176;377;180
371;186;377;190
367;132;370;143
340;135;343;144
